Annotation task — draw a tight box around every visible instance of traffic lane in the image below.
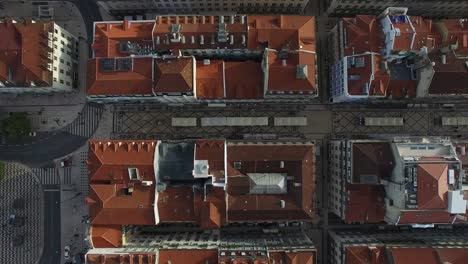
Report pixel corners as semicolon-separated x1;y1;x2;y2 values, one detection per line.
39;187;61;264
0;132;86;167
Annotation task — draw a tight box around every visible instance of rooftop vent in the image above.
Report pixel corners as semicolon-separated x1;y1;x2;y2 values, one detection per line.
296;65;308;79
234;161;242;170
170;24;182;43
128;167;140;180
193;160;209;178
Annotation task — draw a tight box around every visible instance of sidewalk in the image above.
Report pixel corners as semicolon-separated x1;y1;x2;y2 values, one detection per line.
55;144;89;264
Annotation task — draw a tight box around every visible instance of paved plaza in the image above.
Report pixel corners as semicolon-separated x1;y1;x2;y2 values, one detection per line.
0;163;43;264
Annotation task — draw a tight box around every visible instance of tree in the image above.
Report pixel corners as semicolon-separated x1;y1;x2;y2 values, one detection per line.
1;112;32;138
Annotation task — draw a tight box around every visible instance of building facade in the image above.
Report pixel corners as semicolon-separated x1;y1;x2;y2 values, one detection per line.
329;228;468;264
98;0;310;17
0;19;79;93
86;229;317;264
329;137;468;225
324;0;468;18
87;15;318;103
329;7;468;102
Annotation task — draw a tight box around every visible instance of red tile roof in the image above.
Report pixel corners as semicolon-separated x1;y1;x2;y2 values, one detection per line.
90;225;122;248
0;19;53;86
346;54;390;96
89;15;316;100
86;252;157;264
417;163;448;209
435;19;468;55
247;16;315;51
87;140;157;225
157;186;197;223
342;16;383;56
226;143;315;222
266;50;317;94
92;21;154;57
87;57;154;96
154;57;194;94
224;61;263;99
158;249;218;264
196;61;224;99
427;51;468;95
344;246;468;264
390;248;439;264
195;140;225;182
152;16;247;50
344;184;386;224
352;142;394;182
345;246;386;264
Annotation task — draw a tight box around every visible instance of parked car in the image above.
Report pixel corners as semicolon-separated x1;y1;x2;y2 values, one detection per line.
64;245;71;259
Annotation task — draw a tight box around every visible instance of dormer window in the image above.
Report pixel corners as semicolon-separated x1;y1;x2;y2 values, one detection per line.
128;168;140;180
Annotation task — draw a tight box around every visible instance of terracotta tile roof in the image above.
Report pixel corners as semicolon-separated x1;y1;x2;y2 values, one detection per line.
0;19;53;86
266;50;317;94
285;251;315;264
397;210;455;224
154;57;194;94
247;16;315;51
434;19;468;55
158;249;218;264
417;163;448;209
344;184;386;224
195;140;226;183
342;16;383;56
152;16;247;50
437;248;468;264
427;51;468;95
196;60;224;99
92;21;154;57
87;140;157;225
86;252;157;264
224;61;263;99
346;54;390;96
409;17;436;51
345;246;386;264
389;248;439;264
344;246;468;264
226;143;315;222
352;142;394;183
157;186;197;223
87;57;154;96
90;225;122;248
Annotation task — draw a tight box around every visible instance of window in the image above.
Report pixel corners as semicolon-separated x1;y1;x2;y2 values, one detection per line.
66;81;70;86
59;79;64;84
59;69;64;73
61;33;65;38
234;161;242;169
128;168;140;180
60;59;64;63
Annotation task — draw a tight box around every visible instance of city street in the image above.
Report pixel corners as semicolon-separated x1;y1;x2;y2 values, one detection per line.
38;187;61;264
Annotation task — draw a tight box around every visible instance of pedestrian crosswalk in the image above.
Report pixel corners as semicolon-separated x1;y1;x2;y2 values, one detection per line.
64;103;104;138
62;167;72;185
32;168;60;185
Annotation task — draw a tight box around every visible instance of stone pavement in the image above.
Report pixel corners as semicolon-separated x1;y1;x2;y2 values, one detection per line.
56;143;90;264
0;163;43;264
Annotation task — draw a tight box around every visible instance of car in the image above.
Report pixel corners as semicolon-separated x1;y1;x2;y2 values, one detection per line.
64;245;70;260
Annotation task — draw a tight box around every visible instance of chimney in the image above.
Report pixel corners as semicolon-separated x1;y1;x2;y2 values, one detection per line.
441;54;447;64
280;200;286;208
282;59;287;66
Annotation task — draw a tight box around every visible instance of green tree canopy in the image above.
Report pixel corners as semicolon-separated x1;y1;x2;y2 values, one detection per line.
1;112;32;138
